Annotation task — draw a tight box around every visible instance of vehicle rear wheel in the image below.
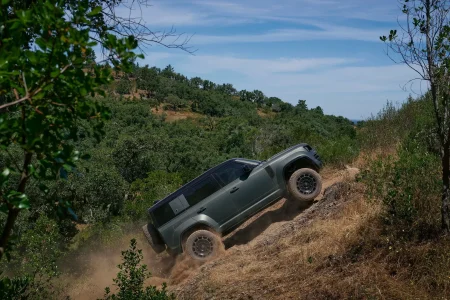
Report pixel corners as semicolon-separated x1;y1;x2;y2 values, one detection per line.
142;223;166;254
185;230;222;261
288;168;322;201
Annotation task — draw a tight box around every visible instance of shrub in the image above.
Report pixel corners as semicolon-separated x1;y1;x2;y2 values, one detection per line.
99;239;174;300
0;215;64;299
0;275;29;300
116;79;132;95
359;140;441;239
126;171;183;220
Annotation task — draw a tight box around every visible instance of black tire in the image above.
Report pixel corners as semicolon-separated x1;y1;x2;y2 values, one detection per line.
142;223;166;254
185;230;222;261
287;168;322;201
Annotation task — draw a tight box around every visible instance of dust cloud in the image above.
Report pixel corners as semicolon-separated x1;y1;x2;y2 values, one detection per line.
62;228;177;300
62;227;215;299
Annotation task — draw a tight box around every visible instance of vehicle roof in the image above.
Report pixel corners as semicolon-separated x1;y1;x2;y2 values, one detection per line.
147;158;260;213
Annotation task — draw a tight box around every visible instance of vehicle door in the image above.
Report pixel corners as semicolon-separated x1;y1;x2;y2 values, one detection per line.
213;160;278;214
182;175;237;225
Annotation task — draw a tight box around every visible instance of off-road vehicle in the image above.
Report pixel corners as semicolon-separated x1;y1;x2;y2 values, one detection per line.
142;143;323;261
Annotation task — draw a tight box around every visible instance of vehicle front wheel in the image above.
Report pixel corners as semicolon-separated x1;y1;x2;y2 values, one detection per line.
185;230;222;261
287;168;322;201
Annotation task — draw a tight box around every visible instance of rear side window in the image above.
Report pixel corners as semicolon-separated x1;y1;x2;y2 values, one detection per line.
184;176;221;207
152;202;176;227
214;161;248;187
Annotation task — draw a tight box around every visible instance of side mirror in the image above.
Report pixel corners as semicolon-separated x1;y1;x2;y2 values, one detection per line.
243;165;252;173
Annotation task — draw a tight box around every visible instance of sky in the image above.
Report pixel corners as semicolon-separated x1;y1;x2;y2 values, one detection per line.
114;0;426;119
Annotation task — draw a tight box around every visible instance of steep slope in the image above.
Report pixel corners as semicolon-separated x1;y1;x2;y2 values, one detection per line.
64;167;370;300
161;167;369;298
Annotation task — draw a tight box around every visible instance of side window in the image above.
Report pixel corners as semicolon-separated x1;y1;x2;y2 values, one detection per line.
152;202;176;227
214;162;248;187
184;176;221;206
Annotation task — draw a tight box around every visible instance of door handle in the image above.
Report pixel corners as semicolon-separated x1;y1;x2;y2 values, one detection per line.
230;186;239;193
197;207;206;214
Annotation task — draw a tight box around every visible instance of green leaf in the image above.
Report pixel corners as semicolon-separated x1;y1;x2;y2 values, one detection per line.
18;198;30;209
63;164;73;172
1;168;10;178
88;6;102;16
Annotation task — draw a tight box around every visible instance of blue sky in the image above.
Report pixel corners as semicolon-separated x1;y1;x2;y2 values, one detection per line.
115;0;426;119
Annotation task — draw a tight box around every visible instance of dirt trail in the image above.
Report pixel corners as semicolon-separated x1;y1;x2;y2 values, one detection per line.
66;166;359;299
222;166;359;251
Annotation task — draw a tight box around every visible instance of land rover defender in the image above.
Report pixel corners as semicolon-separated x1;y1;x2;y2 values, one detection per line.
143;143;323;261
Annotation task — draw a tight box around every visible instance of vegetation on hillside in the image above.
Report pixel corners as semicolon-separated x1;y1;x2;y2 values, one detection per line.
2;0;450;299
0;2;358;298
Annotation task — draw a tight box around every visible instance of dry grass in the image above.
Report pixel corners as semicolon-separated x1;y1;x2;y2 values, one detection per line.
351;146;399;169
172;181;380;299
150;106;203;122
173;177;450;300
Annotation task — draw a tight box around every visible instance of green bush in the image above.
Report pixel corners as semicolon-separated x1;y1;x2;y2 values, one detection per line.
99;239;174;300
116;79;132;95
359;140;441;239
0;215;64;299
0;275;29;300
316;135;359;166
126;171;183;220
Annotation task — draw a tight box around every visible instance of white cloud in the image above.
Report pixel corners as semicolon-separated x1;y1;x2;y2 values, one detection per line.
178;55;359;75
190;25;388;45
115;0;401;28
191;0;400;22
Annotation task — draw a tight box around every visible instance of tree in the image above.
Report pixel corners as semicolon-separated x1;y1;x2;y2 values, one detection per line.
134;66;159;98
217;83;237;95
190;77;203;89
161;64;175;79
313;106;324;115
253;90;266;106
165;94;187;111
381;0;450;232
203;80;216;91
297;100;308;111
0;0;190;260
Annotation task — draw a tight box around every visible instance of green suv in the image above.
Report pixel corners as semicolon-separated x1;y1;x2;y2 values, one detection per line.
142;143;323;261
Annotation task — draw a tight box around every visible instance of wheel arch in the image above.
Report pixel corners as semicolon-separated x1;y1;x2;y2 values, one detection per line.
180;223;218;251
283;156;320;182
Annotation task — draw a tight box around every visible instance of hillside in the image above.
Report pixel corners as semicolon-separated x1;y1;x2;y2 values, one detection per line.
3;64;450;300
0;64;360;298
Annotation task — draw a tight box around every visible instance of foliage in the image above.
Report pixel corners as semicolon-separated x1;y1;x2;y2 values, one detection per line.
380;0;450;232
0;274;29;300
0;214;64;299
358;98;442;239
359;141;441;239
99;238;174;300
115;79;132;95
127;171;183;220
0;0;140;260
0;9;358;295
